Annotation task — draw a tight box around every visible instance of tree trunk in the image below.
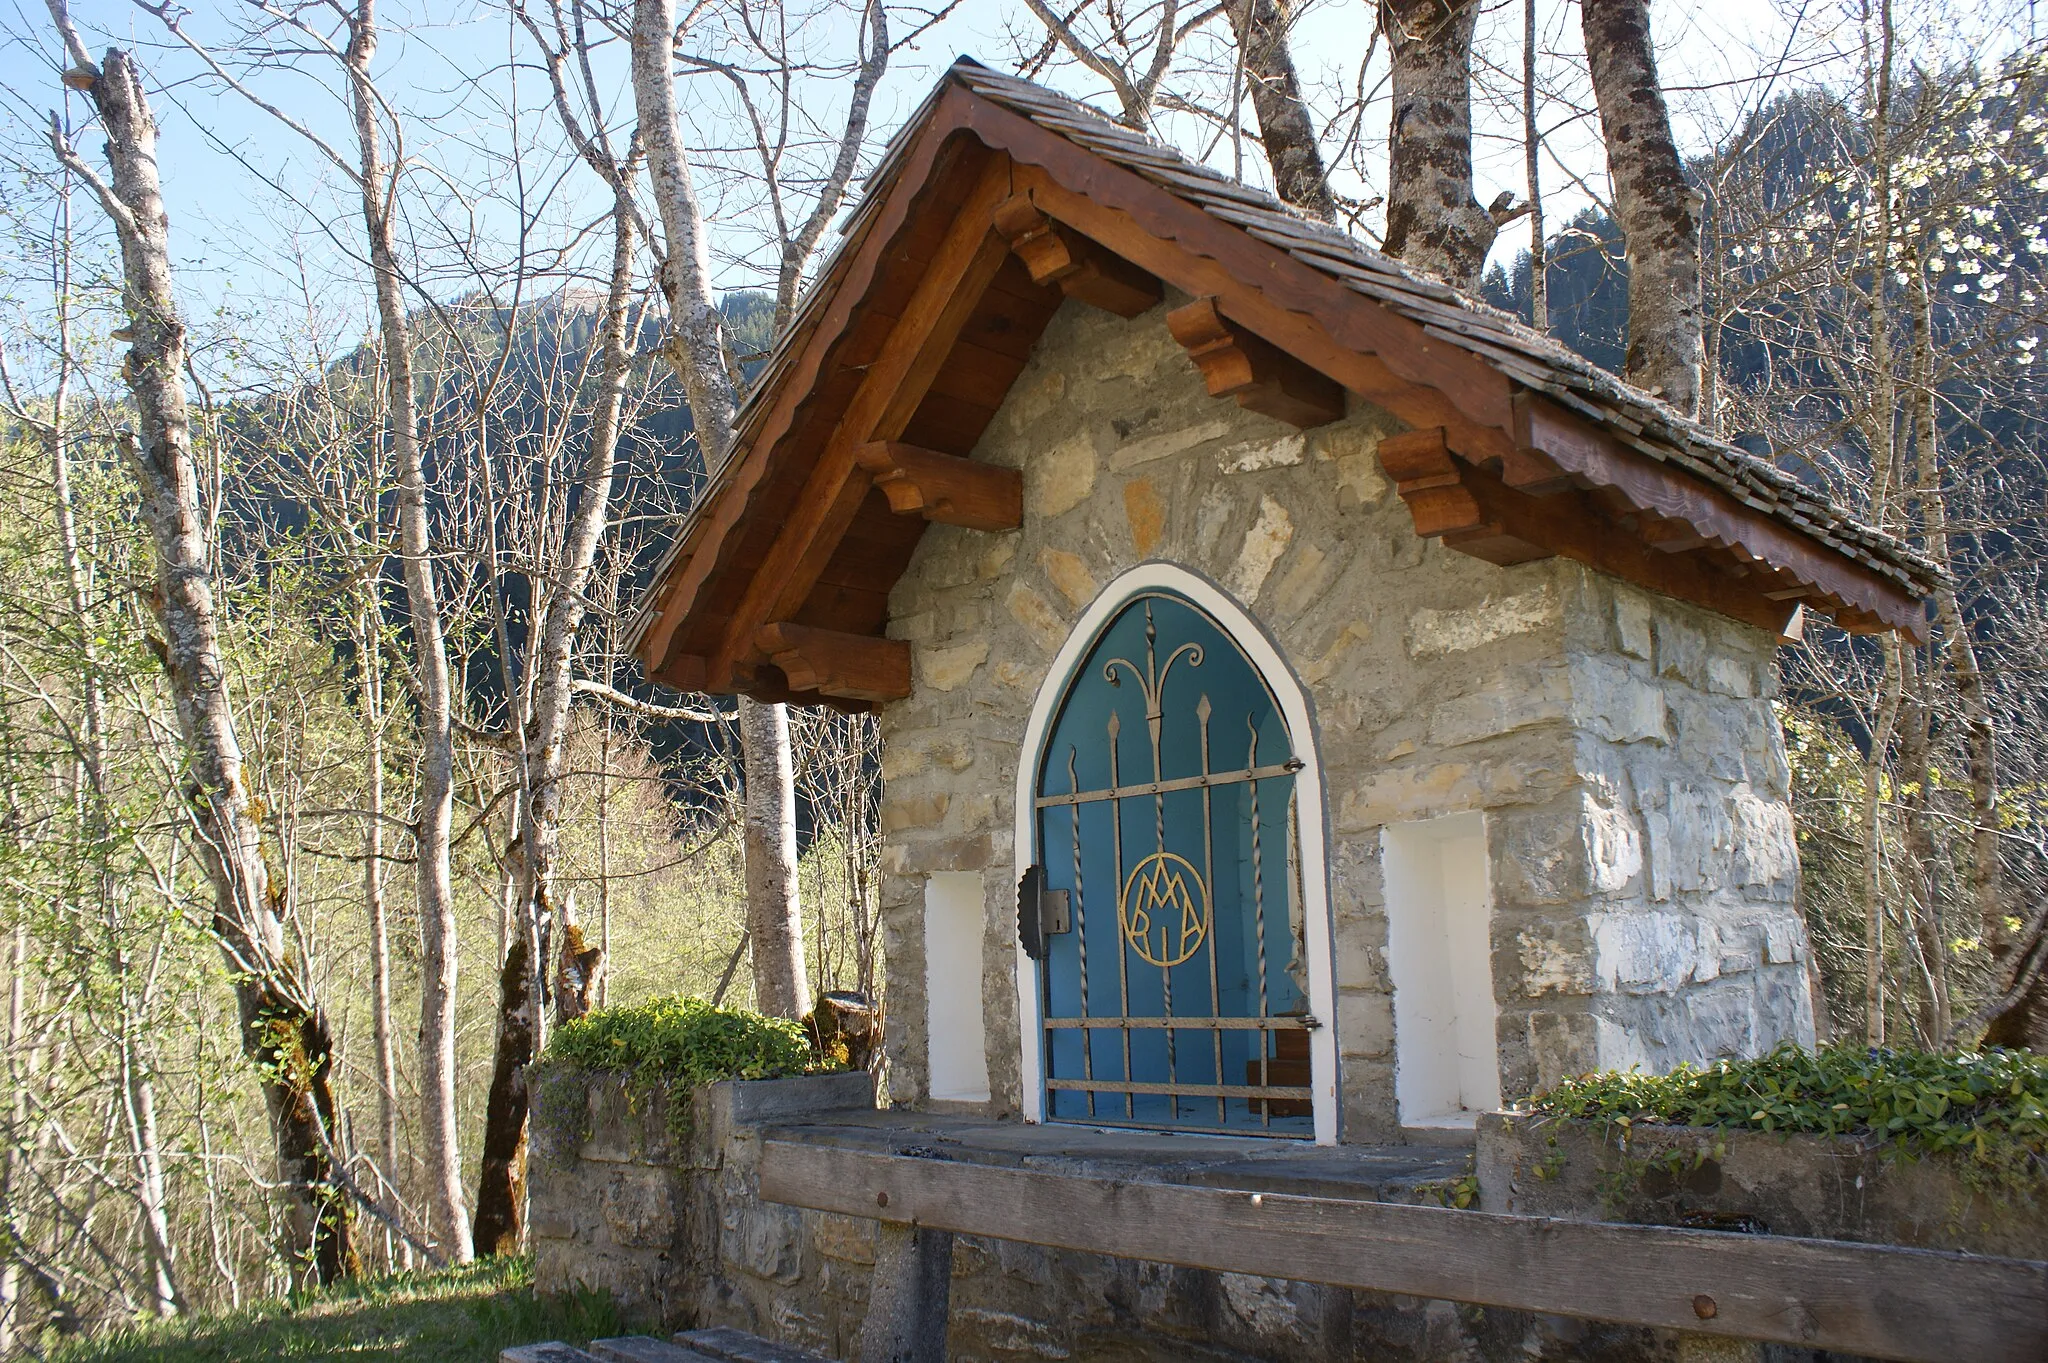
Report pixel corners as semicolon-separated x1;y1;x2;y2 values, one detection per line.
340;0;471;1266
1226;0;1335;221
1378;0;1494;290
633;0;738;468
742;696;811;1019
631;0;811;1022
1982;904;2048;1049
359;600;405;1264
46;32;356;1284
1523;0;1547;331
1909;275;2002;1013
471;172;636;1254
1580;0;1703;416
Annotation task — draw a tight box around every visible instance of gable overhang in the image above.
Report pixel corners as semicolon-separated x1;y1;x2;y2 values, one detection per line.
632;71;1932;709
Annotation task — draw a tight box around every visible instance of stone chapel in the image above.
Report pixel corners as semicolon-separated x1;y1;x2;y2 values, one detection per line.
629;60;1935;1145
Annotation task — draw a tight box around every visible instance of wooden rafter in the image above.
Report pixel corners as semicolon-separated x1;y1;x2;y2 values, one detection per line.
854;441;1023;531
755;623;911;704
705;156;1020;691
1383;428;1810;639
993;194;1162;317
1165;297;1345;429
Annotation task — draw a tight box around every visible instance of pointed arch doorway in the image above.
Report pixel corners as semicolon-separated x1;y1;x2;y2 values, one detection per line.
1016;566;1337;1142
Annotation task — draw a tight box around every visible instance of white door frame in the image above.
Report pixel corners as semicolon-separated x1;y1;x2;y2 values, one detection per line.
1012;561;1339;1144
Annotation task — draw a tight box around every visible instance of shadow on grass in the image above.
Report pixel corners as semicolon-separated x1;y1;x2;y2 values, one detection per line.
53;1257;621;1363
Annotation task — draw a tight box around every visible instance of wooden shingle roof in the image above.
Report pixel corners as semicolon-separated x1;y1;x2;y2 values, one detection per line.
631;60;1934;707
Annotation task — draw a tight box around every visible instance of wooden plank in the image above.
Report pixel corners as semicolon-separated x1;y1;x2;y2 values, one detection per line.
758;1140;2048;1363
855;441;1023;531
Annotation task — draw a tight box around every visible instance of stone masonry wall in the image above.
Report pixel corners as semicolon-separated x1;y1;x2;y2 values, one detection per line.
875;289;1813;1136
530;1071;1677;1363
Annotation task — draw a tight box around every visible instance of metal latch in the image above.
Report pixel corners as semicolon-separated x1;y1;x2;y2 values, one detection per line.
1016;865;1072;961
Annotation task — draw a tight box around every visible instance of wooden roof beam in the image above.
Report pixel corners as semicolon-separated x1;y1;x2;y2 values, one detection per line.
1166;296;1345;430
855;441;1022;531
756;623;911;704
993;194;1162;318
974;116;1923;638
1382;428;1805;638
706;156;1022;691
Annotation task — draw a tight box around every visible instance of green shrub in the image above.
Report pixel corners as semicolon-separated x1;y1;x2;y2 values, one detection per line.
1526;1043;2048;1177
537;995;830;1149
545;993;823;1087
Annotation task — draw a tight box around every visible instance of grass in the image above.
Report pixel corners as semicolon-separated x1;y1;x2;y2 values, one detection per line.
53;1257;620;1363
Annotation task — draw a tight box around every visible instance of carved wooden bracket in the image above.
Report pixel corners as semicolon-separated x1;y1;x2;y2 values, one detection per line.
854;441;1022;531
755;623;911;704
1378;428;1548;566
1165;297;1345;430
993;195;1163;318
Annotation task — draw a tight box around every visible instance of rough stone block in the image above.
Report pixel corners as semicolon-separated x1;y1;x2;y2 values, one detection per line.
1026;433;1097;517
1037;548;1097;608
1122;478;1166;556
1525;1009;1600;1088
1572;656;1670;746
722;1199;803;1285
1004;581;1067;654
1427;669;1570;749
1311;422;1390;506
919;640;988;692
1408;582;1559;656
1109;415;1233;470
1705;656;1755;697
1653;614;1707;685
1228;494;1293;600
810;1211;878;1265
504;1345;604;1363
1221;433;1305;472
1613;589;1654;660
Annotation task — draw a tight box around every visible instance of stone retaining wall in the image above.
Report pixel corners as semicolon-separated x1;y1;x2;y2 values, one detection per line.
539;1070;1926;1362
1477;1111;2048;1261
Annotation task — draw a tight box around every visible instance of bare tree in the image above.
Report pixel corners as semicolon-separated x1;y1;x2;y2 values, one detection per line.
472;0;646;1253
39;5;356;1283
1224;0;1334;219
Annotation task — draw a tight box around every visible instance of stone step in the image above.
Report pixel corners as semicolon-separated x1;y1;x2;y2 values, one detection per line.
502;1345;604;1363
588;1337;725;1363
675;1325;838;1363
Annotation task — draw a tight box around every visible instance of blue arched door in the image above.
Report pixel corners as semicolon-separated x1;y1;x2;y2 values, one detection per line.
1032;591;1314;1135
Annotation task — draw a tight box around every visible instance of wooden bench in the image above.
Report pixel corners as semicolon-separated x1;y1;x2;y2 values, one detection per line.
759;1128;2048;1363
